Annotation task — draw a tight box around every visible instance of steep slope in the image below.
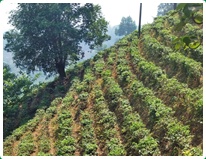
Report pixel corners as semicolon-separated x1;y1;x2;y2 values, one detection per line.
3;9;203;156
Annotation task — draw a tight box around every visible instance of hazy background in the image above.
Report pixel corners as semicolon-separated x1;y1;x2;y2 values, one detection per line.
0;1;181;83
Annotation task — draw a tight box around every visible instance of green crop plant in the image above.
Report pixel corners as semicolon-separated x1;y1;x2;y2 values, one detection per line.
17;133;35;156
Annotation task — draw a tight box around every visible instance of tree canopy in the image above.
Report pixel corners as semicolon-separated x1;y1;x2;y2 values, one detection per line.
4;3;110;79
115;16;137;36
157;3;175;16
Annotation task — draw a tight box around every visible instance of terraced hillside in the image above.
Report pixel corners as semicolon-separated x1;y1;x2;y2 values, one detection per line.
3;9;203;156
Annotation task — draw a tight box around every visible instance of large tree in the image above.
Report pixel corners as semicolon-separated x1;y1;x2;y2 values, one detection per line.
115;16;137;36
4;3;110;79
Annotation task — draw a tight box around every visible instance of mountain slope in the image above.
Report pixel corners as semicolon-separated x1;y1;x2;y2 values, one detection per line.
3;9;203;156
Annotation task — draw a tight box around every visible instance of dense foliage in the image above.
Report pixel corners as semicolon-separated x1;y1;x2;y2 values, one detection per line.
3;64;35;138
115;16;137;36
4;3;110;78
173;3;203;50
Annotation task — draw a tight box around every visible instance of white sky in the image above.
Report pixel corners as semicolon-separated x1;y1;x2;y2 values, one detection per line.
98;1;160;27
1;2;160;32
2;1;203;31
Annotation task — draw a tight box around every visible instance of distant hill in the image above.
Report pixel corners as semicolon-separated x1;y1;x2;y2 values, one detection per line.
3;8;203;156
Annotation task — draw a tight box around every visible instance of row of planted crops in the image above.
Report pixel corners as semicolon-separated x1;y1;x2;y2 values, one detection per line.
3;9;203;156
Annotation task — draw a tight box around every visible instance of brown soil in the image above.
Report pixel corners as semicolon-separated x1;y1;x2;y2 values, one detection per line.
70;105;81;156
48;114;58;155
12;140;20;156
30;119;44;156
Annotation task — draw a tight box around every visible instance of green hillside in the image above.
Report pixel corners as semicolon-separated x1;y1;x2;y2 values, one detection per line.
3;8;203;156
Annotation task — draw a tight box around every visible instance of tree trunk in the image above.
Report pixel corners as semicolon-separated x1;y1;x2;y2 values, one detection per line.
56;62;66;79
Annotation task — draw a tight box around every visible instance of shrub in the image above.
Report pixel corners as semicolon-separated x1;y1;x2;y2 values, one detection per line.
17;133;35;156
39;138;50;153
131;136;160;156
106;138;126;156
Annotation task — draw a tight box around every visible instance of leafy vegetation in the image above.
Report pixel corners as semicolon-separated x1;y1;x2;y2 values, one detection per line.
3;64;37;138
55;110;76;155
172;3;203;50
4;3;110;78
3;3;202;156
115;16;137;36
17;133;35;156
